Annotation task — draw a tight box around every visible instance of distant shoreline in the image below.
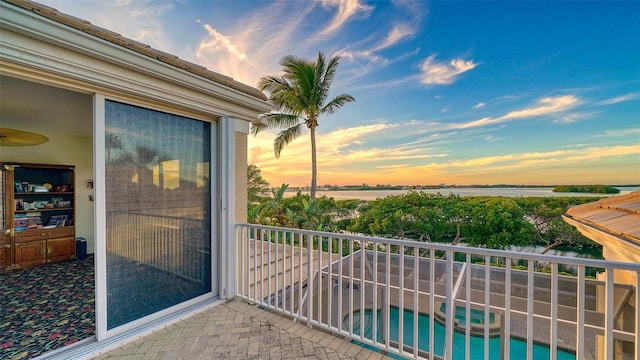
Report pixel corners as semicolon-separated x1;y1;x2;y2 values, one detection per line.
284;186;640;201
285;184;639;192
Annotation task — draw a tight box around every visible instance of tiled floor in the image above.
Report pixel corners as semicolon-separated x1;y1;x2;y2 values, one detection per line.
91;299;390;359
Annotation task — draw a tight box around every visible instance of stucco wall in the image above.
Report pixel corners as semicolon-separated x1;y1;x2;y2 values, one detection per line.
235;132;248;224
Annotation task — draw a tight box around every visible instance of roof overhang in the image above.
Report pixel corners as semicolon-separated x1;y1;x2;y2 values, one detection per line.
1;0;272;123
563;191;640;266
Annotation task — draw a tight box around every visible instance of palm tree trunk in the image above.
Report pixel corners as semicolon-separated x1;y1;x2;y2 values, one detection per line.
310;126;317;202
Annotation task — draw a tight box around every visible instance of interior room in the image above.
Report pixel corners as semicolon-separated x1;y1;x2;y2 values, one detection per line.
0;74;96;358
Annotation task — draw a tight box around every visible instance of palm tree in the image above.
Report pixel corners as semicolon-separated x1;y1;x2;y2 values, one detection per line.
105;133;122;164
255;52;354;201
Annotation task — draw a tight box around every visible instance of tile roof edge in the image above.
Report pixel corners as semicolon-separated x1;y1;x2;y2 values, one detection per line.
564;191;640;243
5;0;268;102
566;190;640;217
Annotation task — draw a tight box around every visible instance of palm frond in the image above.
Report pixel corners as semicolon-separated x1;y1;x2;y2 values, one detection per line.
250;122;267;136
319;54;339;104
273;123;304;158
260;113;302;130
321;93;356;115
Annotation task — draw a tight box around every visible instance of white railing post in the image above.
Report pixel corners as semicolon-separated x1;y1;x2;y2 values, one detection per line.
328;236;333;330
550;263;558;360
444;250;454;360
385;244;391;351
253;227;257;301
267;230;271;307
465;254;471;360
298;232;303;317
349;239;355;337
527;260;534;360
261;230;265;303
413;246;419;359
239;226;245;299
484;255;490;360
360;247;366;341
275;230;279;310
307;233;313;326
504;257;511;360
635;271;639;360
399;244;405;355
605;269;615;359
288;231;296;315
338;237;344;331
373;244;378;344
429;248;435;360
576;265;585;360
317;234;322;326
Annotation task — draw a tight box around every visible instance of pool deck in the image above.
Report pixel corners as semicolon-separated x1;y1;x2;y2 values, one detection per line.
91;299;391;360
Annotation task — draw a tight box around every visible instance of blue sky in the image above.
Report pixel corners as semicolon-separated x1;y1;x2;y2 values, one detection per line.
42;0;640;186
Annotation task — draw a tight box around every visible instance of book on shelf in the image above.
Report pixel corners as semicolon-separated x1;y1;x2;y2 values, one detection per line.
14;212;44;230
14;214;28;231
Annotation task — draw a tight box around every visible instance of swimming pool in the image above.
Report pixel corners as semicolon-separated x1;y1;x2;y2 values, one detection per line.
349;307;576;360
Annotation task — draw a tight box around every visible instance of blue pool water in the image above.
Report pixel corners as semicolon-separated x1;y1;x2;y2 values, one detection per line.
350;307;576;360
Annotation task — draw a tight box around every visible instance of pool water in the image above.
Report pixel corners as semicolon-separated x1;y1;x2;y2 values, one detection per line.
440;303;495;326
349;307;576;360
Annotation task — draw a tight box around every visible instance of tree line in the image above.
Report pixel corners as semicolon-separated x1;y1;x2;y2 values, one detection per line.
247;165;602;255
552;185;620;194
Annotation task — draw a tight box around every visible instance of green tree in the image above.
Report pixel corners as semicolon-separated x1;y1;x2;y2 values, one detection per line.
247;164;271;205
515;197;600;253
463;197;535;249
255;52;355;201
263;184;290;227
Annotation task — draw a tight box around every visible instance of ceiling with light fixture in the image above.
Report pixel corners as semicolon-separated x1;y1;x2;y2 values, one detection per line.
0;75;93;141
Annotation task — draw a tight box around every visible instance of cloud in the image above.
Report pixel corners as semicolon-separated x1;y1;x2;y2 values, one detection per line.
597;92;640;106
194;1;316;85
318;0;374;36
500;95;581;120
372;24;417;51
554;111;597;124
197;24;248;62
607;128;640;136
431;145;640;174
456;95;581;129
419;55;477;85
473;102;485;109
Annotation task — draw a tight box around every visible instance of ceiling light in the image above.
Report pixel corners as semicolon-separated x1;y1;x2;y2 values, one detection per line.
0;127;49;146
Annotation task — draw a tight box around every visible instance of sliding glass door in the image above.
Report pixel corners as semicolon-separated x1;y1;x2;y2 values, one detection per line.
104;100;213;329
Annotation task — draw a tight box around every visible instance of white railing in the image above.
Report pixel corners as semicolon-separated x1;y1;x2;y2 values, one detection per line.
107;210;210;284
236;224;640;360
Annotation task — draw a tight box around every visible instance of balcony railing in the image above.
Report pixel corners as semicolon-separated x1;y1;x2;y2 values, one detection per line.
236;224;639;360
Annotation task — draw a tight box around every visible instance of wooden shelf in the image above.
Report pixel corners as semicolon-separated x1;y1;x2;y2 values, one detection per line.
14;192;74;196
16;207;73;213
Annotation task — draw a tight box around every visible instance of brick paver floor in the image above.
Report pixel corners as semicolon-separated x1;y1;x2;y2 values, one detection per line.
92;299;389;360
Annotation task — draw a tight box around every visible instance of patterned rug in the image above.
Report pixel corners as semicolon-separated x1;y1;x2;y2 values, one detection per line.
0;255;95;360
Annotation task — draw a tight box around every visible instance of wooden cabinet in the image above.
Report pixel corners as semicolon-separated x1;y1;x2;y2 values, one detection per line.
0;234;11;270
1;163;76;270
14;227;75;267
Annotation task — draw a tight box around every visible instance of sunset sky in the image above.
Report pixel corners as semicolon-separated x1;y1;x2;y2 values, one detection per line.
42;0;640;186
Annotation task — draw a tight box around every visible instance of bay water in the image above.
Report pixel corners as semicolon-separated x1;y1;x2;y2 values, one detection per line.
310;186;640;200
